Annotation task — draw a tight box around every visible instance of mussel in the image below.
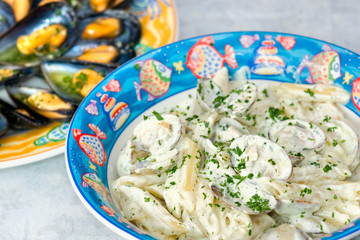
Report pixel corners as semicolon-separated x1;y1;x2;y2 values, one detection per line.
0;2;77;66
41;59;116;104
0;0;16;35
2;0;30;22
0;98;49;130
0;65;37;85
63;39;121;64
5;75;76;121
75;0;131;18
78;10;141;48
0;112;8;137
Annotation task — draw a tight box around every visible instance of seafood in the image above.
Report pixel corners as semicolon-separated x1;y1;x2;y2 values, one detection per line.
196;77;257;115
5;76;76;121
79;10;141;48
255;224;311;240
63;39;120;64
269;119;326;154
0;65;36;85
132;113;182;154
229;135;293;181
0;113;8;137
41;59;115;104
2;0;30;21
0;98;49;130
0;2;77;66
0;0;15;35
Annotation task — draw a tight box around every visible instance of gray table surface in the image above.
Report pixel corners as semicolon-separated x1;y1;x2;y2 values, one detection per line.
1;0;360;239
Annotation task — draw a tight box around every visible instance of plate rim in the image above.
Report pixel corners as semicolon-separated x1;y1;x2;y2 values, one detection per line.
65;30;360;240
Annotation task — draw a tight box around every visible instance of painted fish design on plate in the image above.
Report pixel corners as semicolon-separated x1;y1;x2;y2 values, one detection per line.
73;123;107;167
97;93;130;131
249;36;285;75
186;36;238;78
134;59;172;101
351;77;360;112
81;172;111;202
296;44;341;84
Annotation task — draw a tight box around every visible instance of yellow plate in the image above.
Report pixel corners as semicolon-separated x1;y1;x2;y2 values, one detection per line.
0;0;178;168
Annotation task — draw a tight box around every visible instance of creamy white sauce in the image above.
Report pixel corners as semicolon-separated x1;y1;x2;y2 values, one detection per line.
110;71;360;240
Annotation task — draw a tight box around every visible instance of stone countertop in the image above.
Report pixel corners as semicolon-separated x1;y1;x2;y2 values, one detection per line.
1;0;360;239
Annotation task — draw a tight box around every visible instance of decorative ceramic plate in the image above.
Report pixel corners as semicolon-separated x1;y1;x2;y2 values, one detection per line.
0;0;178;169
66;31;360;239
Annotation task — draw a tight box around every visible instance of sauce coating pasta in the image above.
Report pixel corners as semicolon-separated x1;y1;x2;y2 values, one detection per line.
111;67;360;240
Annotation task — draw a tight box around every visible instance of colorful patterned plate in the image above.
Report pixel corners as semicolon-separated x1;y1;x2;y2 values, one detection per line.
0;0;178;169
66;32;360;240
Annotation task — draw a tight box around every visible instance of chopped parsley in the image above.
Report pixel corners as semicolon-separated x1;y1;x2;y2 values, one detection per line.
323;164;332;173
152;111;164;120
245;194;271;213
304;88;315;97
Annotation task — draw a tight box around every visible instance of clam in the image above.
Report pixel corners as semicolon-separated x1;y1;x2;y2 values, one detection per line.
317;119;360;168
274;199;321;219
255;224;311;240
229;135;293;181
41;59;115;104
269;119;326;155
0;2;77;66
132;113;182;155
0;113;8;137
0;65;36;85
116;140;178;176
196;77;257;115
63;39;120;64
5;75;76;121
210;178;277;215
0;98;49;130
212;117;249;144
0;0;15;35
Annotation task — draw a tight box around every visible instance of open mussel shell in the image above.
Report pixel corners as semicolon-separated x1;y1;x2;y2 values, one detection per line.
63;39;121;64
0;112;9;137
0;98;49;130
0;65;37;85
0;0;16;35
2;0;31;22
79;10;141;48
75;0;131;18
5;75;76;121
0;2;77;66
41;59;116;104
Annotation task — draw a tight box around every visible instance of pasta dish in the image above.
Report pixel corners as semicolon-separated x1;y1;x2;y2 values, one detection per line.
111;67;360;240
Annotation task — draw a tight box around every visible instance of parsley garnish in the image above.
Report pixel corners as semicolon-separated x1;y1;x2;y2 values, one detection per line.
245;194;271;213
304;88;315;97
152;111;164;120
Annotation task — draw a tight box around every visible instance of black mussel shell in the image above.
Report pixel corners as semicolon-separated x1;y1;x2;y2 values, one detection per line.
0;2;77;66
0;65;37;86
0;112;8;136
78;10;141;47
0;98;49;130
41;59;115;104
0;0;16;36
63;39;121;64
5;75;76;122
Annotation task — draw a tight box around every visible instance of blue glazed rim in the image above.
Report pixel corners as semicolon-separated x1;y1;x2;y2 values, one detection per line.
66;31;360;240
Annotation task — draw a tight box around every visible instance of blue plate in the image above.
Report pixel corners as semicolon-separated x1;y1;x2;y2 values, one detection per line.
66;31;360;240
